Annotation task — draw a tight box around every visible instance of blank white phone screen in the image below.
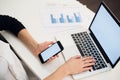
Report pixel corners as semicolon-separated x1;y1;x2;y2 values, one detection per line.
41;43;61;62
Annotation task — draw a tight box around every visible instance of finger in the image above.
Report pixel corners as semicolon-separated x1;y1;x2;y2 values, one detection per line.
82;67;92;72
50;56;56;60
44;41;54;48
53;55;59;59
47;60;51;63
56;54;59;57
47;58;54;63
83;62;95;68
84;58;95;64
47;56;56;63
47;41;54;45
82;56;94;61
72;55;81;59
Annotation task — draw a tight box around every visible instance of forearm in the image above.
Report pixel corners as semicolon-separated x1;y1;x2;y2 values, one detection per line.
44;65;69;80
18;29;38;55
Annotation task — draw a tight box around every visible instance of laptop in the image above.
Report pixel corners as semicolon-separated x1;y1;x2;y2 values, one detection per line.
55;2;120;79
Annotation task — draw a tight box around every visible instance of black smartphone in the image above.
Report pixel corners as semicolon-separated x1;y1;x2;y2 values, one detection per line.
39;41;64;63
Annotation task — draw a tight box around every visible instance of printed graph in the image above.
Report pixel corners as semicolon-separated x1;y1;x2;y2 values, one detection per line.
50;13;81;24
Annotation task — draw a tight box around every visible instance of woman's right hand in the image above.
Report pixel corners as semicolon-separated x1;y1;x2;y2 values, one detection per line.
44;55;95;80
62;55;95;75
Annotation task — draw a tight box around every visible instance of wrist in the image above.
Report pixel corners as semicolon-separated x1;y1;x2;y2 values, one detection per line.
44;64;70;80
32;43;39;56
59;64;70;77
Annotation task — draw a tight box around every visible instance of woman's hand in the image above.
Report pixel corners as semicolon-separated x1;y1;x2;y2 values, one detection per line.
62;55;95;75
44;55;95;80
33;41;59;62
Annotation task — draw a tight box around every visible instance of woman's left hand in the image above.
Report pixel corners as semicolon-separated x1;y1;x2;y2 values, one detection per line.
33;41;59;62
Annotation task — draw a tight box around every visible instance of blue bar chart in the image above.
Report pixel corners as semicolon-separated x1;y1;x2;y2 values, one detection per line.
50;12;81;24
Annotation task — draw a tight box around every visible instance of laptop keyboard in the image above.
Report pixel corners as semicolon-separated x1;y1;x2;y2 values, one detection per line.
71;32;107;71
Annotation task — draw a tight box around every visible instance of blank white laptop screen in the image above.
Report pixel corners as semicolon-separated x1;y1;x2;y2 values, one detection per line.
90;5;120;65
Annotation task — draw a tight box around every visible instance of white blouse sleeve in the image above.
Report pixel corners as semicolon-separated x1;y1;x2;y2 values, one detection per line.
0;57;8;79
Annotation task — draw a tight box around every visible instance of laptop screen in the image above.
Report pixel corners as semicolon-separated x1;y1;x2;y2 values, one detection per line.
90;3;120;67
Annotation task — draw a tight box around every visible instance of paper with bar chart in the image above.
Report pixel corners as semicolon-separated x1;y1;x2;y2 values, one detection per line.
41;5;82;32
40;4;82;28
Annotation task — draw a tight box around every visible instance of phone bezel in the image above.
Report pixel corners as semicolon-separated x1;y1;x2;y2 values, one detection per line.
39;41;64;63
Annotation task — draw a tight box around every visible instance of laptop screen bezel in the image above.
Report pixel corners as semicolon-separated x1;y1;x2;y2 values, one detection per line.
89;2;120;68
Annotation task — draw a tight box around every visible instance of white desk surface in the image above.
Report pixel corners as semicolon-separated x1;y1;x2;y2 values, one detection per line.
0;0;120;80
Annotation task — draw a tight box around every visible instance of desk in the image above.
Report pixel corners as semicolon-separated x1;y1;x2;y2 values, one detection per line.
0;0;120;80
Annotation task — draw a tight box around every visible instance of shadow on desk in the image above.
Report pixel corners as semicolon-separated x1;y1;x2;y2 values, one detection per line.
77;0;120;21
